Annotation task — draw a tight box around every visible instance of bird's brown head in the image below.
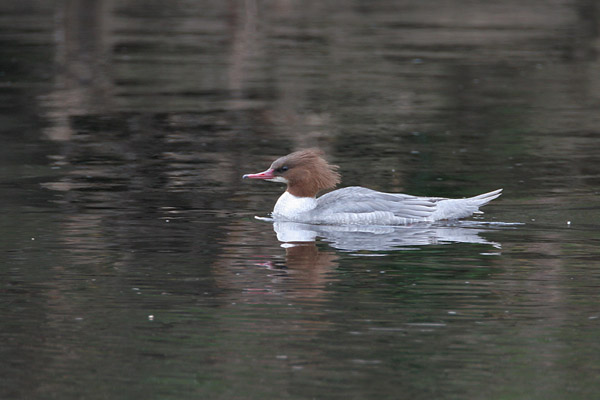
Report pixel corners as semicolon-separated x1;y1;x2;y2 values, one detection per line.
243;149;341;197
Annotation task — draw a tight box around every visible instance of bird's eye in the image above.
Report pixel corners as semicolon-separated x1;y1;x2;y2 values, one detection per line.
277;166;289;173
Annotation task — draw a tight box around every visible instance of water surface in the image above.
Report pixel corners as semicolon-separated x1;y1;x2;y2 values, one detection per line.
1;1;600;399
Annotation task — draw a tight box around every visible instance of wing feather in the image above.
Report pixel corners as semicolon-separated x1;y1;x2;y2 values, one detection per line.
316;187;436;220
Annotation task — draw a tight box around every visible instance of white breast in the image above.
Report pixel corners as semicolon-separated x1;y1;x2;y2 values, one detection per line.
272;192;317;221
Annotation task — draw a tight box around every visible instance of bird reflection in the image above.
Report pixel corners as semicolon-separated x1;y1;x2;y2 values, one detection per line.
243;220;504;300
272;220;502;252
278;243;339;294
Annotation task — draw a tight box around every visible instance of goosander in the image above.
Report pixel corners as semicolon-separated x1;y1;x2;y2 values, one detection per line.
243;149;502;226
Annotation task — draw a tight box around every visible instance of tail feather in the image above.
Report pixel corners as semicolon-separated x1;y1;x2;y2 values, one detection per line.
430;189;502;221
468;188;503;207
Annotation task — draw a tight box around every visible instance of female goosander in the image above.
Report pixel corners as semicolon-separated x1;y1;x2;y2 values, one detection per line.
243;149;502;226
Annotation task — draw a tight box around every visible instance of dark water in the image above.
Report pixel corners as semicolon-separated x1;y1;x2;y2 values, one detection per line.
2;1;600;399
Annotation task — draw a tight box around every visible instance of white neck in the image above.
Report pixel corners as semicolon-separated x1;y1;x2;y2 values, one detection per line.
272;191;317;220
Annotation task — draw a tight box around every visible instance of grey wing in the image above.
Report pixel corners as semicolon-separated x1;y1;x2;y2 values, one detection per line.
315;187;436;219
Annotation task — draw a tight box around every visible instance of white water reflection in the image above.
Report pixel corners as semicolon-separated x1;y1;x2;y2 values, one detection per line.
268;219;514;252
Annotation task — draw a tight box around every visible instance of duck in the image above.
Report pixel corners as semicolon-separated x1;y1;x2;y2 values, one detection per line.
243;149;502;226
